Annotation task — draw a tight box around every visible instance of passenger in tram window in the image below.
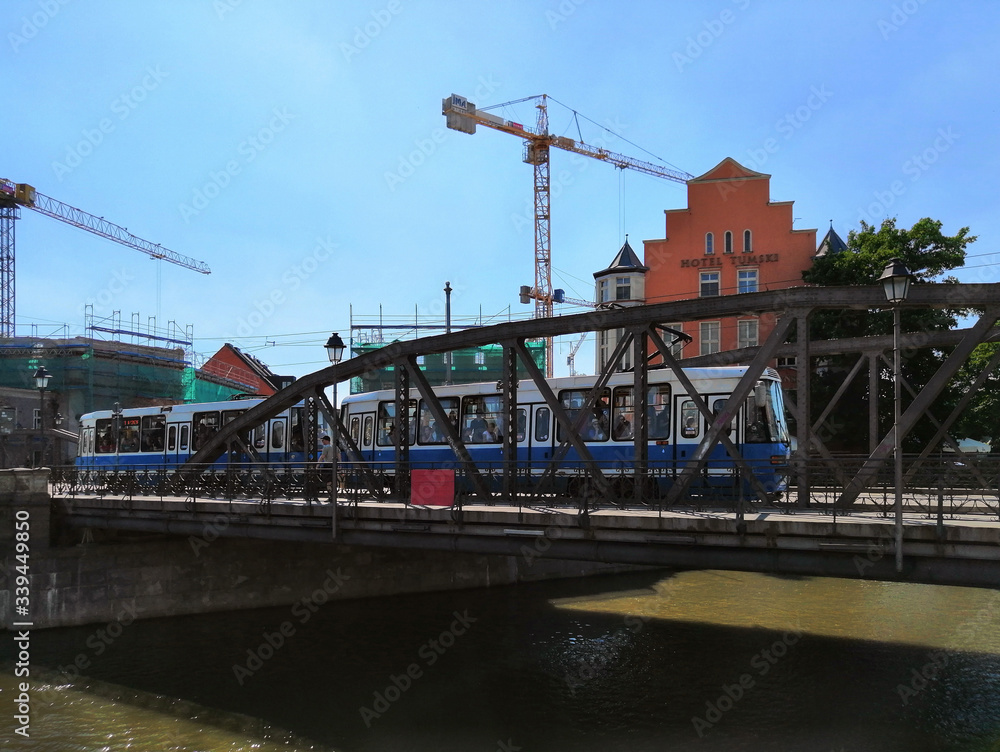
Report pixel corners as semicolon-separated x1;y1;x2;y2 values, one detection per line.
470;414;487;442
585;415;605;441
483;421;501;442
649;404;670;438
448;410;458;427
613;413;633;441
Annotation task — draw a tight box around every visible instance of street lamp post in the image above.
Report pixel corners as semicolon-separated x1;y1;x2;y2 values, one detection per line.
324;332;347;502
878;258;913;573
33;366;51;466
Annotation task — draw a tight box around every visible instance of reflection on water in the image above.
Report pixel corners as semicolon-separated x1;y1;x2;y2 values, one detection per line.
5;569;1000;752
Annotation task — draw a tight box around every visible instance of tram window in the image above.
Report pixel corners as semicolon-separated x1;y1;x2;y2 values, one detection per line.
350;417;360;445
712;398;735;432
192;411;220;451
535;407;550;442
461;394;503;443
516;409;526;442
289;409;305;452
557;388;609;442
418;397;458;444
167;425;177;452
745;395;768;443
271;420;285;449
180;424;189;451
119;417;141;453
612;387;635;441
363;415;373;447
253;423;266;449
680;401;699;438
377;401;418;446
96;419;115;453
140;415;165;452
647;385;671;440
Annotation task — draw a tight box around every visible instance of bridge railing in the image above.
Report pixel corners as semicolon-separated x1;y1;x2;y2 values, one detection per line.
50;454;1000;520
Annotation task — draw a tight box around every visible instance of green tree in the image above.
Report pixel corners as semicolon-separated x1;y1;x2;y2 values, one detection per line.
800;217;975;453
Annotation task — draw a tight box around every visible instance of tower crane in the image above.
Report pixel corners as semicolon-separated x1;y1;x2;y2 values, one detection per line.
443;93;691;376
0;178;211;338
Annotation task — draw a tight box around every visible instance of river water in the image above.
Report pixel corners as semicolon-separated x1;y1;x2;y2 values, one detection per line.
4;568;1000;751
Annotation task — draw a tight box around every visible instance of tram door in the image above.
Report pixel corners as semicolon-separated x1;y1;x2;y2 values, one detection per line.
674;396;702;473
706;394;738;477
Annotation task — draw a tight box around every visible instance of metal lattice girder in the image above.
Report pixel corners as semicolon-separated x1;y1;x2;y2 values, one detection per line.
314;388;384;500
182;284;1000;481
394;363;410;500
904;346;1000;484
402;355;492;502
649;325;780;506
837;307;1000;507
782;393;850;489
512;337;613;503
632;326;649;503
502;342;519;500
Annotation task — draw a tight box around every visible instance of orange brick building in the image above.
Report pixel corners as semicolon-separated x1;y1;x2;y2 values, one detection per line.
643;158;819;357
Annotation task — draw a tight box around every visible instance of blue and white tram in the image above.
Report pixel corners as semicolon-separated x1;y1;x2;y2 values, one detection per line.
340;366;791;498
76;397;318;469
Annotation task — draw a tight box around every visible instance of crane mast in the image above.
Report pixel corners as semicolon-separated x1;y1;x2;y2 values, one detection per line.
443;93;691;377
0;178;210;338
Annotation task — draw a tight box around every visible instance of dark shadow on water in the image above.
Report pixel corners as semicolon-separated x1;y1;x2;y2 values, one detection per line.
15;568;1000;752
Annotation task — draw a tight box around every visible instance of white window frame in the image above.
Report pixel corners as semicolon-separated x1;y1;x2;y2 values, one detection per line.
700;321;720;355
700;271;720;297
738;319;759;349
738;268;758;294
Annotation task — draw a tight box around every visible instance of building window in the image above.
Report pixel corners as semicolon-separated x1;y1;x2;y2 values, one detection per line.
616;276;630;300
776;356;798;368
474;351;485;365
705;232;714;255
665;323;685;359
724;231;733;254
33;408;41;430
744;229;752;252
700;271;720;297
700;321;720;355
598;278;610;303
738;319;759;349
738;268;758;294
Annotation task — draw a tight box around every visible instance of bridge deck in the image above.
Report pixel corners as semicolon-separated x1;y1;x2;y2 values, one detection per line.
52;491;1000;589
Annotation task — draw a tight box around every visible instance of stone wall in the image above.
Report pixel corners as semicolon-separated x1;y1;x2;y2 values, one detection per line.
1;469;633;630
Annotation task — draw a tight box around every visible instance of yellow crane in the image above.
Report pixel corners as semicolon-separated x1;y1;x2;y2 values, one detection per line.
443;93;691;376
0;179;210;338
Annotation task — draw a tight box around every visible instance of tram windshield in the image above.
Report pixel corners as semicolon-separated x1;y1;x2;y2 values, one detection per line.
745;380;789;444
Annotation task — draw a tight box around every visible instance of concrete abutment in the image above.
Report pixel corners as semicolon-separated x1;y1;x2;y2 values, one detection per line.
1;469;633;630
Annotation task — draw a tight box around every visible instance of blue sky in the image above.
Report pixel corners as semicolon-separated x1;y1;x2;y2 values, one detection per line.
4;0;999;381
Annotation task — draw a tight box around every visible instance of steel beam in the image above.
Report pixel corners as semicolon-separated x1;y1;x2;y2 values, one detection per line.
837;308;1000;507
649;326;777;506
394;362;410;500
402;354;492;502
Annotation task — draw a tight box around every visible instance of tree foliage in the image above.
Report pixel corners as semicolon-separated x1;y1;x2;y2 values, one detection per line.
799;218;976;453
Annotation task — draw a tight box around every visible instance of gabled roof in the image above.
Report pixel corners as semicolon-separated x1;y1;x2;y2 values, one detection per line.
815;226;848;257
593;237;649;279
690;157;770;183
